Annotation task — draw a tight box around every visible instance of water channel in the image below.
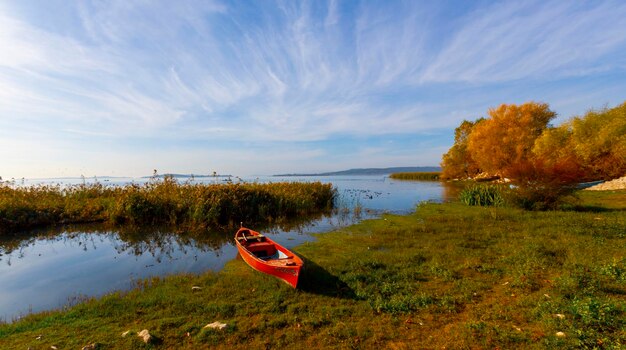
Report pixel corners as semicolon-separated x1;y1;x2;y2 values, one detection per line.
0;175;460;321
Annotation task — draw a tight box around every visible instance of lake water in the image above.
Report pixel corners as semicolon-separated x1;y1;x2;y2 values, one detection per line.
0;175;459;322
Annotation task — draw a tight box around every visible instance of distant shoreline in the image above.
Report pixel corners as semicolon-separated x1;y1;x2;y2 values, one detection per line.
274;166;440;177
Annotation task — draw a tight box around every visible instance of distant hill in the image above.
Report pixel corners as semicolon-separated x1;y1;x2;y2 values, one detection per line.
274;167;441;176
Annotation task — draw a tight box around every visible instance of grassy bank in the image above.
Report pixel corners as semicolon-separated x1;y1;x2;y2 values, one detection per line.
1;190;625;349
0;178;336;233
389;172;441;181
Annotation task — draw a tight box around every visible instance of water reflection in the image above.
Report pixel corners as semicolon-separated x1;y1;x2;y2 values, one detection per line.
0;176;458;321
0;210;334;262
0;212;342;321
0;229;224;315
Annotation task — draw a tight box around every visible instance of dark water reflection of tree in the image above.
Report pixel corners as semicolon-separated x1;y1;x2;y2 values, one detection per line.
441;181;466;201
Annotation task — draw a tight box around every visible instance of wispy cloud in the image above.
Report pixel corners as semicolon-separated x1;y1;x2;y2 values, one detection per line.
1;0;625;177
420;0;626;83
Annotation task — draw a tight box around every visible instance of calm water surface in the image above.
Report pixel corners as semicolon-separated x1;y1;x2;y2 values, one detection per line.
0;175;458;321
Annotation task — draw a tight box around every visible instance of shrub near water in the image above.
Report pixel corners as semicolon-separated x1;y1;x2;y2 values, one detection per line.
0;178;336;232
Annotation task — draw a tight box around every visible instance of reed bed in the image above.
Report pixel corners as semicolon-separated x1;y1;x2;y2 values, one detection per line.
389;171;441;181
459;183;505;207
0;178;336;233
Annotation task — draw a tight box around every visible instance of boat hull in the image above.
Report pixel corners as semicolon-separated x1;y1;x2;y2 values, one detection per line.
234;227;303;288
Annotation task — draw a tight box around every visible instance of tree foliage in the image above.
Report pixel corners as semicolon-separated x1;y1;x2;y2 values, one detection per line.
568;102;626;179
440;119;483;179
441;100;625;209
532;101;626;180
504;158;585;210
442;100;625;182
466;102;556;177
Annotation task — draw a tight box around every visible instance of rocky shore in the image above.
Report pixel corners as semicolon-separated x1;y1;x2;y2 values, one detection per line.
584;175;626;191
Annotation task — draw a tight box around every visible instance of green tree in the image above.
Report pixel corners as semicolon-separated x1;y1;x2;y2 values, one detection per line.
533;101;626;180
569;102;626;179
533;124;575;164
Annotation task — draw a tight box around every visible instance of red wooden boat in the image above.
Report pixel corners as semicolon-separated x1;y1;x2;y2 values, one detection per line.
234;227;303;288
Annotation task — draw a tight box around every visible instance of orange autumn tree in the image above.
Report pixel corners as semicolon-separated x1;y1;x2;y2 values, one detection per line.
467;102;556;178
440;119;483;179
463;102;578;209
441;100;623;209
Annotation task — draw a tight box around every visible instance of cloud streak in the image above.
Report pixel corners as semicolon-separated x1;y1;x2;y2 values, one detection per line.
1;0;625;177
421;1;626;83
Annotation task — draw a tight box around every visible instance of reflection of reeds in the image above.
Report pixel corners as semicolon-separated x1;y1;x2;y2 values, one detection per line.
353;202;362;218
333;189;366;217
0;209;337;263
0;178;336;233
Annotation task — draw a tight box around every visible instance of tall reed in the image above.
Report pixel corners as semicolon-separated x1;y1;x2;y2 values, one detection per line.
0;178;336;233
459;184;505;206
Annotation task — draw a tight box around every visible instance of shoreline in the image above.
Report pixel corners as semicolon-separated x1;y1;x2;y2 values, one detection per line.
584;175;626;191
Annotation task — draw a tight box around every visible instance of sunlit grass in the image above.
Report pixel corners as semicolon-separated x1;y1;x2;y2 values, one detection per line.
575;189;626;210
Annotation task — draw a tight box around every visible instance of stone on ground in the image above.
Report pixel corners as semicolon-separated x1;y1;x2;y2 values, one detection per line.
204;321;228;330
138;329;152;343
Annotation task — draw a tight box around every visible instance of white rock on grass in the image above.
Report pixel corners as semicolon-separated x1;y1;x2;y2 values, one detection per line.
204;321;228;330
556;331;566;338
121;330;131;337
138;329;152;343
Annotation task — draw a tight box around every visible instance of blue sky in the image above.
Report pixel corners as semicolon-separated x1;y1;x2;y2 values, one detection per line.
1;0;625;178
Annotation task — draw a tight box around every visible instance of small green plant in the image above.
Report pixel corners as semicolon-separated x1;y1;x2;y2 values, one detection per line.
598;258;626;282
459;184;505;206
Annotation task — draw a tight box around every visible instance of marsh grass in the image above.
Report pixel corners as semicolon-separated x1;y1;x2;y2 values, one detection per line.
0;178;336;233
1;190;625;348
459;183;506;206
389;172;441;181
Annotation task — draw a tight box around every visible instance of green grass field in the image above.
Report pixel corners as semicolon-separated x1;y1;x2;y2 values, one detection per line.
1;190;624;349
